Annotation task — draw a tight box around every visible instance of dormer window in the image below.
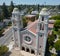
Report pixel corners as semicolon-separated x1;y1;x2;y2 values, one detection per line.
42;16;44;21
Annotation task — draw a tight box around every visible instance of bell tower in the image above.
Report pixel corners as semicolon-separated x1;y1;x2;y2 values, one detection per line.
12;8;22;49
36;8;50;56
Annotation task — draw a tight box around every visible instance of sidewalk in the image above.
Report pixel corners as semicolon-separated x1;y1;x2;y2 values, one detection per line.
7;41;35;56
10;48;35;56
7;41;14;51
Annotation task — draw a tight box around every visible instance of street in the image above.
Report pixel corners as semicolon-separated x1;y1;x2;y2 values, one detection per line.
0;27;13;45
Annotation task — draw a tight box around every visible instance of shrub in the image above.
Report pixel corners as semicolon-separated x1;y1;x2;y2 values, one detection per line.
51;54;57;56
0;46;8;55
22;17;28;28
0;29;4;36
54;40;60;51
49;15;60;20
49;46;53;50
8;21;12;26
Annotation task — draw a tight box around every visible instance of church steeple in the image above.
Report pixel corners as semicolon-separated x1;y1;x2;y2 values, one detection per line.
12;8;22;49
36;8;50;56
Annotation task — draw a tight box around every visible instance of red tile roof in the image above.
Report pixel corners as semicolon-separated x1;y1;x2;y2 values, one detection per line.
27;20;54;34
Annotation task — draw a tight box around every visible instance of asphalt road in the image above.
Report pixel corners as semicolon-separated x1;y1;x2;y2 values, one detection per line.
0;27;13;45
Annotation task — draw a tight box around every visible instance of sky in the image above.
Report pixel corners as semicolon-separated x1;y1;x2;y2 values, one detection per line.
0;0;60;5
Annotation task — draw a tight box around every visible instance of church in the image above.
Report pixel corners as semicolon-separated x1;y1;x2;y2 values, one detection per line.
11;8;54;56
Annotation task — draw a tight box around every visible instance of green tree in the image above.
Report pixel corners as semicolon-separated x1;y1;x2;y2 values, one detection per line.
8;21;12;26
27;7;33;14
53;20;60;37
22;16;27;28
17;5;21;11
0;14;4;22
9;1;14;17
37;4;40;12
48;34;55;46
54;20;60;31
58;5;60;10
0;46;8;56
54;40;60;51
49;15;60;20
2;2;9;19
51;54;57;56
0;29;4;37
47;32;56;50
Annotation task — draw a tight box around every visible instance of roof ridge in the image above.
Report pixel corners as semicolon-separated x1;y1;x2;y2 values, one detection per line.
27;20;38;29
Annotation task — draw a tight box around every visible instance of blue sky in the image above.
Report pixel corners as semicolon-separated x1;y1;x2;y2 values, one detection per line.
0;0;60;5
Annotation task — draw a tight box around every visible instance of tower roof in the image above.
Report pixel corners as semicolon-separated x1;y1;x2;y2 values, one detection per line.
12;8;20;14
40;8;50;15
42;8;48;11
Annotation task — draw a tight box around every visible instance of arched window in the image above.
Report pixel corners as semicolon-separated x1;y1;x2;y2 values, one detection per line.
40;24;44;30
26;48;30;52
42;16;44;21
31;49;35;54
42;24;44;30
40;24;42;30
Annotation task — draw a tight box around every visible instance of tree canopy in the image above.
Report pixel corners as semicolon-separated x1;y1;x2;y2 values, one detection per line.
51;54;57;56
49;15;60;20
22;16;28;28
9;1;14;17
2;2;9;19
54;20;60;35
54;40;60;51
0;46;8;56
48;33;56;46
0;28;4;37
0;14;4;22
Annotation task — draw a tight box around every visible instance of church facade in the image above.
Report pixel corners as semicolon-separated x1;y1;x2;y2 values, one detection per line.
11;8;52;56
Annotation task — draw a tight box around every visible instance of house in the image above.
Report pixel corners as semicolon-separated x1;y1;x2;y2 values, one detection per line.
31;11;39;15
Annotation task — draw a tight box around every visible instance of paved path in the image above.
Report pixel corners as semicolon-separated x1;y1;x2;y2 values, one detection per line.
6;40;35;56
9;49;35;56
